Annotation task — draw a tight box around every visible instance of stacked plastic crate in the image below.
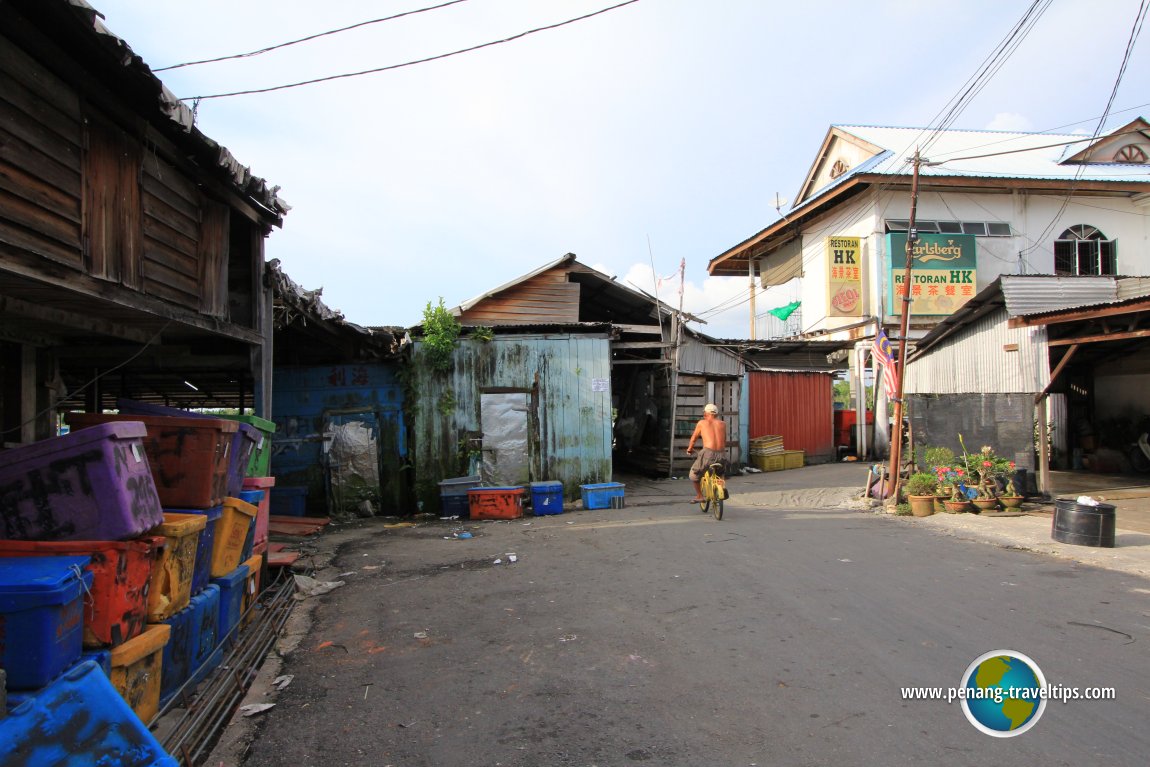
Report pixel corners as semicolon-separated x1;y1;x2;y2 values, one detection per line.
0;421;175;740
98;402;268;705
125;404;275;652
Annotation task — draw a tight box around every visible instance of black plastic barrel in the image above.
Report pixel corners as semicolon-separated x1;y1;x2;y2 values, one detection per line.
1052;499;1116;547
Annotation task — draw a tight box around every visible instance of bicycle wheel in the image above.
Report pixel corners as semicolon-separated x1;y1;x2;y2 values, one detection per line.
712;482;724;520
699;476;711;514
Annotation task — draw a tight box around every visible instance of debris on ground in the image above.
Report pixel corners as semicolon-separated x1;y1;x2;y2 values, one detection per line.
293;574;346;598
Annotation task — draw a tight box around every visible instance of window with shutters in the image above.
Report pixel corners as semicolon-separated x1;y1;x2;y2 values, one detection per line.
1053;225;1116;276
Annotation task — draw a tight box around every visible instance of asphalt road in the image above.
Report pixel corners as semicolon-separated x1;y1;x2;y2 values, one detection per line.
237;495;1150;767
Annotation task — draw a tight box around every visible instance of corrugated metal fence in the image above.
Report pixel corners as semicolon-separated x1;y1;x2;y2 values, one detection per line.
747;371;835;461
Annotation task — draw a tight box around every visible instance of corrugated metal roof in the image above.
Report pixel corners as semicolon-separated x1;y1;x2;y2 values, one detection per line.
831;124;1150;185
1116;277;1150;302
1000;275;1119;316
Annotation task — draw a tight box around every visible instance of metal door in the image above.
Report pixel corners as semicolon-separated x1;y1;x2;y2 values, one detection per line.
480;392;530;486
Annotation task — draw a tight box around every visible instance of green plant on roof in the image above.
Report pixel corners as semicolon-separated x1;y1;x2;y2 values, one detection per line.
421;298;462;373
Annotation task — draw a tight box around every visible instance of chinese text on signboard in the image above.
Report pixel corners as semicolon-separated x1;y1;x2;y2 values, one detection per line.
886;233;978;316
827;236;862;317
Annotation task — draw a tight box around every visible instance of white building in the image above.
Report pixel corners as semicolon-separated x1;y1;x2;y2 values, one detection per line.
708;120;1150;476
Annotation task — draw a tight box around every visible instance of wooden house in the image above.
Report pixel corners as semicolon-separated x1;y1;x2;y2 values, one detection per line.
0;0;289;439
409;255;745;511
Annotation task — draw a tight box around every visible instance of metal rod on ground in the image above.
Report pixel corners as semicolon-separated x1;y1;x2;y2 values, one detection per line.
160;569;296;765
183;584;295;765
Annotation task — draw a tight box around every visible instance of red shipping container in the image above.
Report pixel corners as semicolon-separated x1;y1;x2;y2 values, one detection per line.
467;487;525;520
0;536;164;647
65;413;237;509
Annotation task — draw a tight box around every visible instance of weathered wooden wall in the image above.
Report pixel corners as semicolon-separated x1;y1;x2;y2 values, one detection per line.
457;271;581;325
0;29;238;320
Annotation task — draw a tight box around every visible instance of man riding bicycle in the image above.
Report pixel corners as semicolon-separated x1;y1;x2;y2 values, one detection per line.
686;403;727;503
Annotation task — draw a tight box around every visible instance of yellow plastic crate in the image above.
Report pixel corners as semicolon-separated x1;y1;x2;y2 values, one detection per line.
783;450;805;469
211;497;258;578
240;553;263;628
752;454;786;472
147;513;206;622
110;623;170;724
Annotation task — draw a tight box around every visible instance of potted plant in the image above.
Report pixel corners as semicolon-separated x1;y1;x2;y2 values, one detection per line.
997;461;1023;508
936;464;974;513
925;446;957;513
904;472;938;517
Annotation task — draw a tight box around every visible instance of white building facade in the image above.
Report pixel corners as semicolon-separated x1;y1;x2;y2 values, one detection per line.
709;120;1150;468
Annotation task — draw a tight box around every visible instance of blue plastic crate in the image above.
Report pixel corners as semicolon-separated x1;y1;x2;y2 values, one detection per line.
237;490;262;560
0;660;178;766
530;481;564;515
269;485;308;517
160;584;221;708
80;648;112;677
211;564;249;650
0;555;93;690
440;493;470;518
579;482;626;510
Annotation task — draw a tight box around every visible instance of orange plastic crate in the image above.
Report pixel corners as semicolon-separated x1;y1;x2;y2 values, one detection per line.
467;487;525;520
240;553;263;628
0;537;163;647
109;623;170;724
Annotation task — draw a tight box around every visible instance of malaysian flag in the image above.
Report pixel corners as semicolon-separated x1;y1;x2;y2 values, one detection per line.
872;328;899;400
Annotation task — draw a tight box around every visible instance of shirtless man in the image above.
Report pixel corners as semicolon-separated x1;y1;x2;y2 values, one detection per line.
686;403;727;502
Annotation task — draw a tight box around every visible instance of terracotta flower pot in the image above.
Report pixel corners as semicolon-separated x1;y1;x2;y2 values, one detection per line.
933;495;948;515
908;495;936;517
971;497;999;512
943;500;974;514
999;495;1024;509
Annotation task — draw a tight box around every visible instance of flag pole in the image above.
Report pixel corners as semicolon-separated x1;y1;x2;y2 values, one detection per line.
668;258;685;478
888;150;922;504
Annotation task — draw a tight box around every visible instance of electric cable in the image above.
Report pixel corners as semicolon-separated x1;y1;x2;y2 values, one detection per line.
154;0;474;71
181;0;641;100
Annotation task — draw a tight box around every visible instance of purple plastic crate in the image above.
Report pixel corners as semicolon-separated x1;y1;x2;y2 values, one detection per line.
0;422;163;541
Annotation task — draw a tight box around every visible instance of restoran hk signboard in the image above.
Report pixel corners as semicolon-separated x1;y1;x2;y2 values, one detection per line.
885;232;978;316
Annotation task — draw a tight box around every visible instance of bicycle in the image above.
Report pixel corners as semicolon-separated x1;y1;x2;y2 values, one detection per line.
698;461;727;520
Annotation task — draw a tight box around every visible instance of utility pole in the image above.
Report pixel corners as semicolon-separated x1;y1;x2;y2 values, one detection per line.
749;259;757;340
888;150;922;504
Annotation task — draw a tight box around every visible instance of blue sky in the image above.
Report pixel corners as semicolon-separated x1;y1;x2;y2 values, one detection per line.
92;0;1148;338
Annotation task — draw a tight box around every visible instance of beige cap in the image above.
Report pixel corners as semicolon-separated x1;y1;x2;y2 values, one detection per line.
704;403;718;414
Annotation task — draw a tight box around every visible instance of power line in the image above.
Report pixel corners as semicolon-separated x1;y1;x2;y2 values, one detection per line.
154;0;474;72
919;0;1052;157
1020;0;1149;256
181;0;641;100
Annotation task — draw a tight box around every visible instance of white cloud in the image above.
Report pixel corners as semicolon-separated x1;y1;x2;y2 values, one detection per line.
984;112;1033;132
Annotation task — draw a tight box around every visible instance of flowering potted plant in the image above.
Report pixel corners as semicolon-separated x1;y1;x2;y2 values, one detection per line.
996;458;1023;508
924;446;957;514
935;464;974;513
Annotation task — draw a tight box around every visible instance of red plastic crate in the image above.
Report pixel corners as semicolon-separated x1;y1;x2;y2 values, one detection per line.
242;476;275;547
467;487;525;520
64;413;237;509
0;537;163;647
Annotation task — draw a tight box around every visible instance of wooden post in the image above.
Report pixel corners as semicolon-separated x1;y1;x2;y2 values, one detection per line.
888;150;923;503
